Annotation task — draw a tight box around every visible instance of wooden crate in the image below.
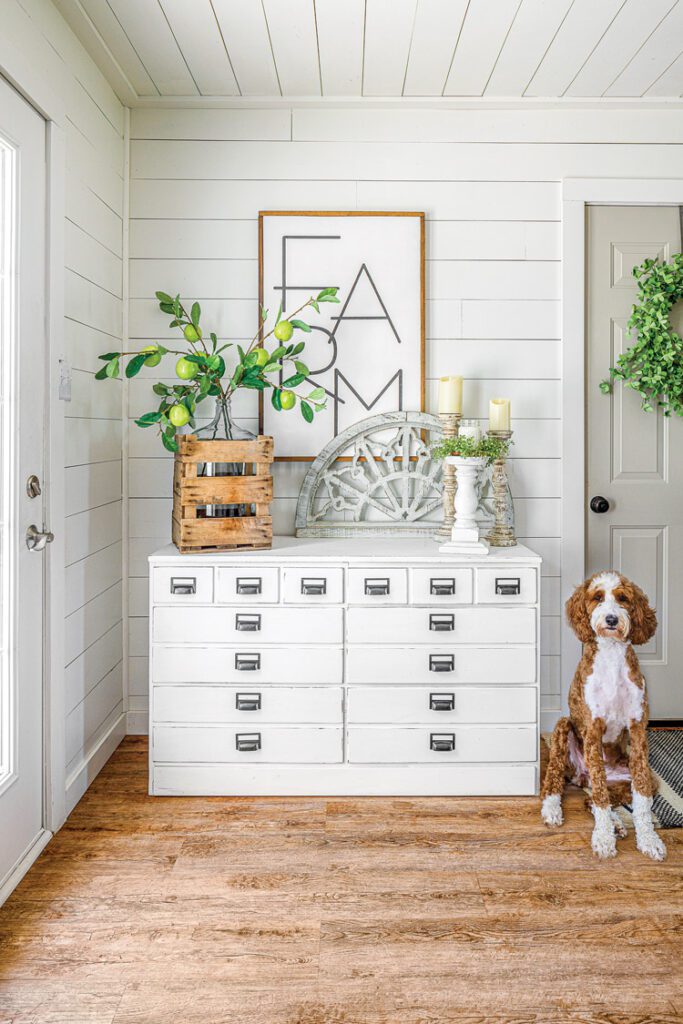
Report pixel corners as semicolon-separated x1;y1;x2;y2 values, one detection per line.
172;435;274;553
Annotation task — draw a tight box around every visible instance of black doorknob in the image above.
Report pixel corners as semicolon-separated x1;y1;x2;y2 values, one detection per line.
590;495;610;514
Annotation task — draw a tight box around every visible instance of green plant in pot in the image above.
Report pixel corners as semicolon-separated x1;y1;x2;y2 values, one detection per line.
431;434;512;463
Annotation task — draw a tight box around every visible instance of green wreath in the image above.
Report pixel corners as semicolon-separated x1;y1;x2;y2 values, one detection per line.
600;253;683;417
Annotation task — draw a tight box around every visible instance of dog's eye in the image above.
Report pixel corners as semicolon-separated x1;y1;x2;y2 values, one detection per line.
616;593;627;603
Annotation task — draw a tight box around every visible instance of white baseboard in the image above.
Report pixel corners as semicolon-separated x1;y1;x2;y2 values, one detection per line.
126;710;148;735
65;711;126;816
0;829;52;908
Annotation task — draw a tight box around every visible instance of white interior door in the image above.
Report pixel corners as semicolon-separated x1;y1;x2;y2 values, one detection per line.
0;78;47;888
587;205;683;719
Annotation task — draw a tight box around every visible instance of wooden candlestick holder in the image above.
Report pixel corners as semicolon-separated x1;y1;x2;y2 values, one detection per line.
437;412;461;540
486;428;516;547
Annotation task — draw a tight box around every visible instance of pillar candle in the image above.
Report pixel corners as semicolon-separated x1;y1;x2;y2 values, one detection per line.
489;398;511;431
438;376;463;414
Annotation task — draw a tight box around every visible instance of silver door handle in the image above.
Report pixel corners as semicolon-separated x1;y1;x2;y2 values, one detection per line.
26;524;54;551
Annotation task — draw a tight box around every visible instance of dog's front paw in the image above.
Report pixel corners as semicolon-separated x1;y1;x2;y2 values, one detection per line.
591;806;617;858
541;794;563;826
610;809;628;838
636;829;667;861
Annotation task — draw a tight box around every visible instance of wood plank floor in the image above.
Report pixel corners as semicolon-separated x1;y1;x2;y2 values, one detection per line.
1;737;681;1024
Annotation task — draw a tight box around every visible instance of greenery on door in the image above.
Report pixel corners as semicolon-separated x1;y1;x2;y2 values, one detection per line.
600;254;683;417
95;288;339;451
431;434;511;463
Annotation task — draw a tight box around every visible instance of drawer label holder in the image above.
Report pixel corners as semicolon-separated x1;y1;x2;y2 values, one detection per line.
236;577;262;596
429;613;455;632
430;577;455;596
170;576;196;596
495;576;521;596
429;654;455;673
301;577;327;596
236;732;261;752
430;693;455;712
236;613;261;632
235;652;261;672
430;732;456;752
365;577;390;596
236;693;262;712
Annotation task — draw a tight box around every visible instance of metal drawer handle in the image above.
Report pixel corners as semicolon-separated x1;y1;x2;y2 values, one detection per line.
237;577;262;595
301;577;327;596
430;693;455;712
236;693;262;712
430;577;455;596
236;732;261;752
170;576;196;595
429;654;454;673
365;577;390;596
430;732;455;752
495;576;521;596
235;613;261;632
235;653;261;672
429;613;455;632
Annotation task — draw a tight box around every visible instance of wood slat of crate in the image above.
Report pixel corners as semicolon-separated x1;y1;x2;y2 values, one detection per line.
172;434;274;553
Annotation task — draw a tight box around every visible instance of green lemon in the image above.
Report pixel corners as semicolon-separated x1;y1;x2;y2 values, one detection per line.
253;348;270;368
168;404;190;427
175;356;198;380
183;324;202;342
279;389;296;410
273;320;293;343
141;344;161;367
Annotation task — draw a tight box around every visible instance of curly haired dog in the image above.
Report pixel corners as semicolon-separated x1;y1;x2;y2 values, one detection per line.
541;571;665;861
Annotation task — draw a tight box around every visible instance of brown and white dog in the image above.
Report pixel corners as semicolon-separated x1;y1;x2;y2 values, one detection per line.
541;571;665;860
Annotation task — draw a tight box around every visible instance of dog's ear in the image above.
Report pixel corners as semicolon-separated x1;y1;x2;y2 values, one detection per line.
565;580;593;643
628;580;657;646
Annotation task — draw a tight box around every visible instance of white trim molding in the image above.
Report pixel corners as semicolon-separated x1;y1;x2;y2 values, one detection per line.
560;177;683;713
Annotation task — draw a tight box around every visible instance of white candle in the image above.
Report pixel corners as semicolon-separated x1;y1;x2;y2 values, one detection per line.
459;419;481;441
438;376;463;414
489;398;511;431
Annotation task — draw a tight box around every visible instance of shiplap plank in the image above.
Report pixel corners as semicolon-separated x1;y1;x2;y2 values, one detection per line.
541;576;561;614
66;90;123;173
67;370;121;421
485;0;574;95
65;418;123;468
65;582;123;667
129;258;257;299
430;260;559;299
66;320;125;373
77;0;158;96
130;139;683;183
425;377;560;419
262;0;320;95
130;107;289;140
647;51;683;97
315;0;364;96
128;656;149;697
66;220;122;298
508;459;560;499
66;180;122;257
128;577;149;618
159;0;239;96
65;622;123;714
66;667;123;767
541;655;561;696
459;299;559;339
211;0;280;95
356;180;559;220
130;177;357;219
526;0;626;96
606;3;683;96
66;502;123;567
428;339;560;379
129;537;169;576
523;537;559;576
403;0;468;96
106;0;198;95
65;461;122;517
541;615;561;657
362;0;418;96
129;218;255;259
66;121;124;216
65;541;123;618
66;270;122;336
128;617;149;658
129;296;254;339
566;0;677;97
129;498;173;538
444;0;521;96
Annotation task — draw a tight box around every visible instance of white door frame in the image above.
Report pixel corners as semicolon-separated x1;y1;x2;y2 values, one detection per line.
561;177;683;713
0;44;67;847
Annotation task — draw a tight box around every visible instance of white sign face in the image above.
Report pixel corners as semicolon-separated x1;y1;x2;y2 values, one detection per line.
260;213;424;459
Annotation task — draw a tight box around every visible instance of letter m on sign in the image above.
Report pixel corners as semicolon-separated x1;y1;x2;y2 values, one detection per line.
333;370;403;436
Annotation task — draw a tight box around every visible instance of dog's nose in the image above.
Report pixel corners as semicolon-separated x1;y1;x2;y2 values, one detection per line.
605;614;619;628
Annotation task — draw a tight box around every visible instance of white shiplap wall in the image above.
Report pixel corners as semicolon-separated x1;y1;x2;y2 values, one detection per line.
126;104;683;732
4;0;126;812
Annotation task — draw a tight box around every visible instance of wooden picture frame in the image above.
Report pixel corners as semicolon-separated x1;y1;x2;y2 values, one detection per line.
258;211;425;462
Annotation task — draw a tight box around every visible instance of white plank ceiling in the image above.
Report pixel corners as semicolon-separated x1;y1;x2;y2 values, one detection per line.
55;0;683;102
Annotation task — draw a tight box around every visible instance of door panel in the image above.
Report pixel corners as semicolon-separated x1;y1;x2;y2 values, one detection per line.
587;206;682;717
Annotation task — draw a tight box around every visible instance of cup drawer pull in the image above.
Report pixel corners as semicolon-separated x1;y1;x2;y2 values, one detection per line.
170;576;196;596
429;654;454;673
235;653;261;672
495;577;521;596
235;693;261;712
430;577;455;596
236;732;261;752
301;577;327;596
429;613;455;632
365;577;390;596
236;577;262;595
430;693;455;712
430;732;455;752
235;614;261;632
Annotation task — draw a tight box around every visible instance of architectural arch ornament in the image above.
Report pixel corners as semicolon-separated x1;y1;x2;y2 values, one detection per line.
295;411;447;537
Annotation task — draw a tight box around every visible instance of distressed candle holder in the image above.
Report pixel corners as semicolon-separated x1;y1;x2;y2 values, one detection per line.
486;428;516;548
436;412;461;540
439;456;489;555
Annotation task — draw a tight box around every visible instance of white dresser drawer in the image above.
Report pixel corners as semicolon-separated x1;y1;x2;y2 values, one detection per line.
410;568;473;604
215;566;279;603
347;607;535;645
347;725;537;764
346;645;536;684
154;685;343;724
152;645;343;684
347;686;536;725
282;566;344;604
152;566;213;604
475;568;537;604
347;567;407;604
153;606;343;645
153;725;343;763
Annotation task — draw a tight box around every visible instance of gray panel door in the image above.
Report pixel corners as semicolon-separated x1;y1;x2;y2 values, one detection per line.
587;205;683;719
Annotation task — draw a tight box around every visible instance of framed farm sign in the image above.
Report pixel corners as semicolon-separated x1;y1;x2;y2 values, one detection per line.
259;211;425;460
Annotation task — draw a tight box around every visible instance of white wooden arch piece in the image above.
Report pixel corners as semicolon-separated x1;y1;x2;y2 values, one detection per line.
295;411;444;537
